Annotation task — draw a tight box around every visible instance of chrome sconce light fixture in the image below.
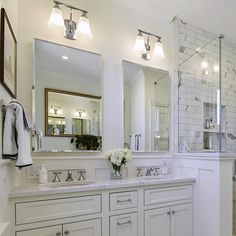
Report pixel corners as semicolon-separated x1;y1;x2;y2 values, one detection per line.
49;106;62;115
48;0;92;40
75;109;86;117
134;29;165;60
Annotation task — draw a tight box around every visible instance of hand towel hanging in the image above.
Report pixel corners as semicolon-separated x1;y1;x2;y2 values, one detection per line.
3;101;33;168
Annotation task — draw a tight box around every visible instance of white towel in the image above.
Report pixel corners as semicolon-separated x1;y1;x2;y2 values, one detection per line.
3;101;33;168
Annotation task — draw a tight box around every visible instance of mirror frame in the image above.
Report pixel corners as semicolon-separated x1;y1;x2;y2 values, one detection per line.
45;88;102;137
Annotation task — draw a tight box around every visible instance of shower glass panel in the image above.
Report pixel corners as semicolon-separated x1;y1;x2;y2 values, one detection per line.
221;38;236;153
178;37;222;153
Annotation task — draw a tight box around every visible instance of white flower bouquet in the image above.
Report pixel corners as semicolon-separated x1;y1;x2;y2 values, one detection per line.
105;148;132;178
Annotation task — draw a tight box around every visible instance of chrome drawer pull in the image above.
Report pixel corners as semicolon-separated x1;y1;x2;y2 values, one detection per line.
117;198;132;203
117;220;132;226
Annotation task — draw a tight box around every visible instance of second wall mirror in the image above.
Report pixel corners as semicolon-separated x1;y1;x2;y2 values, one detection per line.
33;39;102;152
123;60;170;152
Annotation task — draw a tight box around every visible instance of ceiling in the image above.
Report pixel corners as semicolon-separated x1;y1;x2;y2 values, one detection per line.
110;0;236;41
123;60;168;84
34;39;102;80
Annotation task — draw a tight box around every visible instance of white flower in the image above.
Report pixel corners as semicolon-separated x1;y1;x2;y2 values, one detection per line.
105;148;132;167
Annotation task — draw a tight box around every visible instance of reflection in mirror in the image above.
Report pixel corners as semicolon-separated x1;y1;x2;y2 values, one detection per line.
123;61;170;152
33;39;102;152
45;88;101;137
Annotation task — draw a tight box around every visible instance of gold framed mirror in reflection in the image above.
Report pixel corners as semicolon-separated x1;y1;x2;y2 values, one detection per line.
45;88;101;132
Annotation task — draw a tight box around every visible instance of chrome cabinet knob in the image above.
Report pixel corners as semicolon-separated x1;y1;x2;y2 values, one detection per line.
172;210;175;214
167;211;171;215
56;232;61;236
64;230;69;235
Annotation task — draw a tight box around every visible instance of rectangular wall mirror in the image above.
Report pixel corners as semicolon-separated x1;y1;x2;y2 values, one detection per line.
33;39;102;152
123;60;170;152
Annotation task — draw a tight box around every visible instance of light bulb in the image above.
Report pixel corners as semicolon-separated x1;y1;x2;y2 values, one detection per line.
201;60;208;70
153;40;165;59
48;3;64;27
134;32;146;53
213;64;219;73
77;13;93;38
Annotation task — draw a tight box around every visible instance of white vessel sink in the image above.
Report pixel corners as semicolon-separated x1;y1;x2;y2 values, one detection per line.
40;180;96;188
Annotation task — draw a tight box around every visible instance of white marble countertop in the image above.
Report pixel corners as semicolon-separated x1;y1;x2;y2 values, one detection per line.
9;176;195;198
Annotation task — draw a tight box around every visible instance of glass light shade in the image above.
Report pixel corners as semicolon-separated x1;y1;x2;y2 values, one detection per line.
57;107;62;115
77;14;93;38
153;41;165;59
201;60;209;70
49;106;54;114
213;64;219;73
48;4;64;27
134;34;146;53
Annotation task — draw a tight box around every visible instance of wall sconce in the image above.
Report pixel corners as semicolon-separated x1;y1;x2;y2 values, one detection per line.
48;0;92;40
49;106;62;115
76;109;86;117
134;29;165;60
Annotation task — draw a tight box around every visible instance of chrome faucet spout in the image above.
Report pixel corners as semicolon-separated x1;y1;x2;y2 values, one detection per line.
65;171;74;182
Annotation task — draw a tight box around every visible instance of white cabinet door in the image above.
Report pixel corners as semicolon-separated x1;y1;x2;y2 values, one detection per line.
145;207;170;236
110;212;138;236
16;225;62;236
171;203;192;236
63;219;102;236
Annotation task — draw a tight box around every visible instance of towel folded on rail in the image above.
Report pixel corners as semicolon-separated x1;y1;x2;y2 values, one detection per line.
3;101;33;168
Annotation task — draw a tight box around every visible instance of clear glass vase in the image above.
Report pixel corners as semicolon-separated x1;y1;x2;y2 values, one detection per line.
111;169;121;180
111;165;122;180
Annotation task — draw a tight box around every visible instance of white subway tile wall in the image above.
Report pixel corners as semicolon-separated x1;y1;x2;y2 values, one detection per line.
177;20;236;153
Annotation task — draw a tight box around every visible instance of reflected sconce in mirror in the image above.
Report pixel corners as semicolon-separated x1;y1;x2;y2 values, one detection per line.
48;0;92;40
49;105;62;115
75;109;86;117
134;29;165;60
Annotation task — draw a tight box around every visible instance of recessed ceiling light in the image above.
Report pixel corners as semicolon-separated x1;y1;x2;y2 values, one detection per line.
62;56;69;60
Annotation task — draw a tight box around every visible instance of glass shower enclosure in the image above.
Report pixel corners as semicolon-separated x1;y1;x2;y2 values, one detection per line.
178;31;236;153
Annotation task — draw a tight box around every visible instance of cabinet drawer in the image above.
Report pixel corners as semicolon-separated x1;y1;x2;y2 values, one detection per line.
16;225;62;236
144;185;192;206
16;195;101;225
110;191;138;211
110;212;138;236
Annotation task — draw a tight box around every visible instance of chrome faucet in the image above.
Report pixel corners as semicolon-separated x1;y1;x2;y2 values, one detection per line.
65;171;74;182
145;168;154;176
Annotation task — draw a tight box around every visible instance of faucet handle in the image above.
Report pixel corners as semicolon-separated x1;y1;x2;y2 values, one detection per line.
136;168;142;177
52;172;61;182
78;169;86;181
